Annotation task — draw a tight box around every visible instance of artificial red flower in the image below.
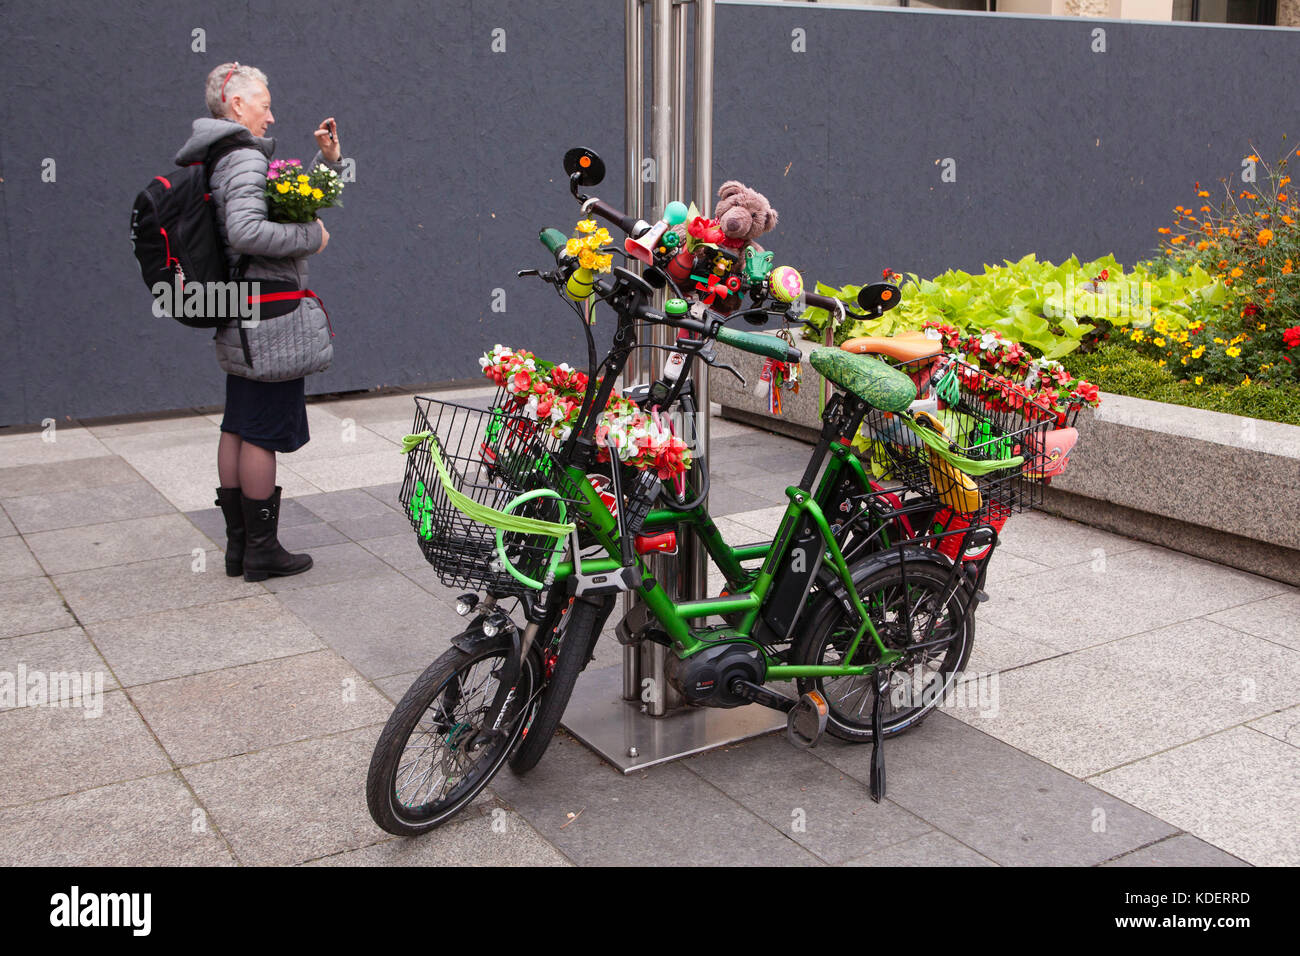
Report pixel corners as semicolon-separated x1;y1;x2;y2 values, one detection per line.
687;216;725;244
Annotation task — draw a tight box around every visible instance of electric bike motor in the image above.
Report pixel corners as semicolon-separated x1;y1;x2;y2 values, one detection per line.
666;642;766;708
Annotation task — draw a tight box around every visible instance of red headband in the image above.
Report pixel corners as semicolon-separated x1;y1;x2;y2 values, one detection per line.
220;62;240;103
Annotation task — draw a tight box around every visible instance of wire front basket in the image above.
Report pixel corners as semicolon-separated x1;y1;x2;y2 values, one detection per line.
860;357;1083;518
399;396;576;598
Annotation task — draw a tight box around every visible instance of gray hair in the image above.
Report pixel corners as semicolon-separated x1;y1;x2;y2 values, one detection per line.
205;62;269;119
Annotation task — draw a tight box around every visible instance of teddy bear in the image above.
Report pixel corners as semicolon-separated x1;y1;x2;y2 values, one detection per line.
665;180;780;310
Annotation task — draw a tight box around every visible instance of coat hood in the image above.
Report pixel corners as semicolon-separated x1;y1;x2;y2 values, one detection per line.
174;118;275;166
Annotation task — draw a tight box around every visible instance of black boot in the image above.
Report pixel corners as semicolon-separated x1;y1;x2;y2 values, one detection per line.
240;486;313;582
214;487;245;577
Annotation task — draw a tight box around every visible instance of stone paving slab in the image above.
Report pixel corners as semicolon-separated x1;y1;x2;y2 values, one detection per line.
303;809;571;867
1207;590;1300;652
129;650;391;766
0;428;113;467
948;618;1300;777
81;410;215;442
259;541;393;593
356;532;428;572
0;689;171;806
1092;726;1299;867
0;576;79;638
491;732;823;866
25;513;216;575
1101;833;1249;867
86;595;323;686
0;455;139;499
272;571;463;678
2;480;174;535
682;733;934;864
0;626;118;708
0;536;43;582
0;507;15;537
180;726;391;866
809;715;1179;866
52;550;250;624
1247;706;1300;748
842;830;998;866
0;772;235;866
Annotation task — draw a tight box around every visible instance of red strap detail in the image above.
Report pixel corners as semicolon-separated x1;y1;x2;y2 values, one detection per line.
154;175;172;189
159;227;178;269
245;288;333;337
204;193;211;201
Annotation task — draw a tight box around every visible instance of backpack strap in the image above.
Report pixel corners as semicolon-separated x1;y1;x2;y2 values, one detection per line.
203;141;251;279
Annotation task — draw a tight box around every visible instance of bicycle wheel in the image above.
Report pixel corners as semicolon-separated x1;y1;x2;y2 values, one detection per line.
366;636;540;835
507;595;611;775
793;554;974;743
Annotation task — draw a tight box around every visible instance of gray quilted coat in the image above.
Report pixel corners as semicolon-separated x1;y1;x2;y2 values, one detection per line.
175;118;341;381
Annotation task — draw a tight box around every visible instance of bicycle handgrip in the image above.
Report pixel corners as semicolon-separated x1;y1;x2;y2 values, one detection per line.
716;327;802;363
584;198;647;238
804;291;845;313
539;227;568;261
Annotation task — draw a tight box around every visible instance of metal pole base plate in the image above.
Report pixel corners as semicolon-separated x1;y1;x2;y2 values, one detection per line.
561;665;791;774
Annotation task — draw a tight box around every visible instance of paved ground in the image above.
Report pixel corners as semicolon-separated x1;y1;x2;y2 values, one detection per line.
0;388;1295;866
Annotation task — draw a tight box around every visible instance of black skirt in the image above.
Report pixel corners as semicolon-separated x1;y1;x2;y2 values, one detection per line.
220;374;310;453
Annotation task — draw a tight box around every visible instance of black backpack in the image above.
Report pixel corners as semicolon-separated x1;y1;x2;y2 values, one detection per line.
129;143;248;328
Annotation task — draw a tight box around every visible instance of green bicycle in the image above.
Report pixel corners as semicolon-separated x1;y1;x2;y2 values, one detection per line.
365;148;1064;835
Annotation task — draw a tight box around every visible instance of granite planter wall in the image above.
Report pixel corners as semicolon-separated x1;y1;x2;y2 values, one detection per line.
713;334;1300;587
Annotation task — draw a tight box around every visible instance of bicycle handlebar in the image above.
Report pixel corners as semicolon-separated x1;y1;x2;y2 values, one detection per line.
582;197;648;239
804;291;846;314
716;326;802;363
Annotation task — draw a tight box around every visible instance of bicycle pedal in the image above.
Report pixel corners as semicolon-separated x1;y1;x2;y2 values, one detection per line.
786;691;829;749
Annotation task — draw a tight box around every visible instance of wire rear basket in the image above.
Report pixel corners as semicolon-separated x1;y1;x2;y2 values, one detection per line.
399;396;576;598
860;358;1083;518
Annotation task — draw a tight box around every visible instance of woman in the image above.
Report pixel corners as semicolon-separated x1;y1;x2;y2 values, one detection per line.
175;62;343;581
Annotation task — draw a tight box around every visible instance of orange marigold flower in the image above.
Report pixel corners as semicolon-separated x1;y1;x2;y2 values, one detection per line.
1281;176;1292;187
1282;215;1295;226
1231;267;1244;277
1279;193;1289;202
1217;259;1229;269
1171;235;1186;244
1199;205;1211;213
1196;241;1211;250
1257;228;1274;246
1283;260;1294;275
1197;190;1210;197
1157;227;1171;234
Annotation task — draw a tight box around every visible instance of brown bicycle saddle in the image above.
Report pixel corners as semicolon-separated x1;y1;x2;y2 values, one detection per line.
840;330;942;363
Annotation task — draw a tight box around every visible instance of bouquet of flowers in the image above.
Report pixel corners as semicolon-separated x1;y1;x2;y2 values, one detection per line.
478;344;693;480
923;323;1100;423
265;159;344;223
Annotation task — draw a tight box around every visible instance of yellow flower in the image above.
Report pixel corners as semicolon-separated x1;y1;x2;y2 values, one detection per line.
595;253;613;272
578;248;597;269
595;228;612;245
1197;190;1210;197
1181;357;1188;365
1131;329;1145;342
576;219;597;233
1230;267;1243;278
564;238;582;256
1226;346;1241;358
311;188;324;200
299;183;311;196
1242;376;1251;386
1257;323;1267;331
1213;337;1224;344
1194;376;1203;385
1154;337;1166;347
1257;228;1274;246
276;182;290;194
1153;317;1168;334
1191;346;1205;358
297;175;309;183
1157;359;1166;367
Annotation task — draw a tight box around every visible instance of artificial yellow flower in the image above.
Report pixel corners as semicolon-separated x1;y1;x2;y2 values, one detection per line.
564;238;582;256
594;253;613;272
576;219;597;233
578;248;597;269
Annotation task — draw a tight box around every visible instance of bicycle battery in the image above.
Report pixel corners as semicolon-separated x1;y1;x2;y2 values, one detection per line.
755;512;824;644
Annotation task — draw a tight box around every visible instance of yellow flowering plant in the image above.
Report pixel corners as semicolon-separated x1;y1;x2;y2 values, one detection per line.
264;159;344;223
564;219;614;272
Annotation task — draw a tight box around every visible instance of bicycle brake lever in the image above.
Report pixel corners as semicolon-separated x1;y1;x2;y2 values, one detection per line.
516;268;541;278
711;360;745;386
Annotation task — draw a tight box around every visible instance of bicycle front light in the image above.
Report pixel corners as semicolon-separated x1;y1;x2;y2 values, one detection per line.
455;593;480;617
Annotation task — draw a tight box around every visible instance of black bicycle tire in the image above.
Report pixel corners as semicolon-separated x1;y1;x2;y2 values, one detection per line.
793;556;974;743
507;597;605;775
366;637;539;836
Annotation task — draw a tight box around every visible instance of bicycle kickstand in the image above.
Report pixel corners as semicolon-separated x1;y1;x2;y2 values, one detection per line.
869;667;888;802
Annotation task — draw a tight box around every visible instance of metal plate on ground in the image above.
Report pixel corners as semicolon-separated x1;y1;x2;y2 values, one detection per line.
561;665;790;774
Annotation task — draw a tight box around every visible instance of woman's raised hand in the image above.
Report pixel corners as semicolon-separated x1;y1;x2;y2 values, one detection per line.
314;117;340;163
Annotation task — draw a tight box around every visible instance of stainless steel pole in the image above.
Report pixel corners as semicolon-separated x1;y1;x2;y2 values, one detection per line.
683;0;714;606
621;0;645;703
643;0;682;717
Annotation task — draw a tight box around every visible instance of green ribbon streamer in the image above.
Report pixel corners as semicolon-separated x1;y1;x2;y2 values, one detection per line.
900;418;1024;475
401;432;576;539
